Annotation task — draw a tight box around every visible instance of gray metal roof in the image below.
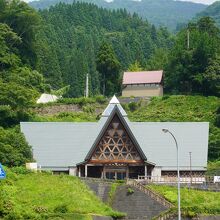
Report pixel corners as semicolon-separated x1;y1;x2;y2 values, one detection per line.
102;95;127;117
20;97;209;171
128;122;209;171
20;119;107;169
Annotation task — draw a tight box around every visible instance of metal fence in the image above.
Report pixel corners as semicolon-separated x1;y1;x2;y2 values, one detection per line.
137;175;217;184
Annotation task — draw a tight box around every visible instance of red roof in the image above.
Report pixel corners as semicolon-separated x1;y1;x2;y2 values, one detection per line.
123;70;163;85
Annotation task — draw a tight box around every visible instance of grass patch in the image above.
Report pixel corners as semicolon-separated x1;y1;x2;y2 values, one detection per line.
31;112;97;122
127;95;220;160
148;184;220;216
0;168;123;219
207;160;220;175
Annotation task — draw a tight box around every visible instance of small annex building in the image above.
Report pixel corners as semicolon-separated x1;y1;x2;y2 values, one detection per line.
21;96;209;180
122;70;163;97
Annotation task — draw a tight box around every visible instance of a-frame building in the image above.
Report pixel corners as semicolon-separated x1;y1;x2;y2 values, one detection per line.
78;103;151;179
21;96;209;179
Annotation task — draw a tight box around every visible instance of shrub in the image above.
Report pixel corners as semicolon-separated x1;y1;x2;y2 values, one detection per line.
127;187;134;195
54;204;68;213
82;105;95;113
95;95;107;104
33;206;48;213
128;102;138;112
4;211;23;220
11;166;32;175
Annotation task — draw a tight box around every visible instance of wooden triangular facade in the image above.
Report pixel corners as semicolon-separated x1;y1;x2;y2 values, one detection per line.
88;114;144;164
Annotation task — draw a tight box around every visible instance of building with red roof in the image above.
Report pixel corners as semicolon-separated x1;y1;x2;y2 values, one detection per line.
122;70;163;97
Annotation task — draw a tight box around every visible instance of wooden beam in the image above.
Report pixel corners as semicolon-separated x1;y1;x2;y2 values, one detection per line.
89;159;144;164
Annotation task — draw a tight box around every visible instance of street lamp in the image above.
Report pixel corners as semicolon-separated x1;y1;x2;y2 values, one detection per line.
162;129;181;220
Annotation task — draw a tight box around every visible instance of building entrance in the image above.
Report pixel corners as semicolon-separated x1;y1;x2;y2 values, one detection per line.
105;167;127;180
106;171;126;180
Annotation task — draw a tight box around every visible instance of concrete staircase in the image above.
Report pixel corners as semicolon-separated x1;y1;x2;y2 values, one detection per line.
82;178;171;220
112;185;168;220
82;178;112;203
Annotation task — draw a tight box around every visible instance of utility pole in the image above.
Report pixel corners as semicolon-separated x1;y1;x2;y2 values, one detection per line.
85;73;89;98
187;29;190;50
189;152;192;186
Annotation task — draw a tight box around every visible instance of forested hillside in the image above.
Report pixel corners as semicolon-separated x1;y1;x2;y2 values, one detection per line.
0;0;48;167
196;1;220;27
35;2;172;97
0;0;219;168
30;0;207;31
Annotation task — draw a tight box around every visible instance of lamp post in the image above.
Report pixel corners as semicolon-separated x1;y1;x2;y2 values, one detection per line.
189;152;192;186
162;129;181;220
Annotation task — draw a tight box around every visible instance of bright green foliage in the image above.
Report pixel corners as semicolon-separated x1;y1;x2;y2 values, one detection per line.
52;85;70;97
0;81;38;110
32;112;97;122
146;48;169;70
165;17;220;96
0;168;124;219
96;42;121;96
128;60;143;71
207;160;220;175
148;185;220;215
0;127;32;167
129;96;219;122
127;96;220;160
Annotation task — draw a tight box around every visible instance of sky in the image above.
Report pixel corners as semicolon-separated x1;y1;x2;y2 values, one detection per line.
178;0;217;5
24;0;218;5
105;0;217;5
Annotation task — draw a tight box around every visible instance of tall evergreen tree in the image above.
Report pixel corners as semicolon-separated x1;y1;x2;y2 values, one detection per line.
96;42;120;96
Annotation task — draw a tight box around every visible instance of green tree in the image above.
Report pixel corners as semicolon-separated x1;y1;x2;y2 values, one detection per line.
128;60;143;71
202;56;220;96
0;23;21;71
96;42;120;96
165;17;220;95
146;48;169;70
0;126;32;166
0;0;40;67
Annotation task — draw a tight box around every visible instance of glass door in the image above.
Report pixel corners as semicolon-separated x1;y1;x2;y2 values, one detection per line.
116;172;126;180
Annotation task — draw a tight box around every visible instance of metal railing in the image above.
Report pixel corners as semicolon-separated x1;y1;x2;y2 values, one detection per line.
137;175;216;184
127;179;174;208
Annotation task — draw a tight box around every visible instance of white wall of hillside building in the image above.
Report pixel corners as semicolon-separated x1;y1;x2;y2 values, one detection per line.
122;84;163;97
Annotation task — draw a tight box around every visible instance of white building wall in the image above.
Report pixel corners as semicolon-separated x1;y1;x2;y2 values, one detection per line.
151;167;162;177
69;167;77;176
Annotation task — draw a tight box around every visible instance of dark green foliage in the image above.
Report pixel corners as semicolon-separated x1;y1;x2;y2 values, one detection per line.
96;42;120;96
29;0;207;31
0;0;40;67
0;0;47;167
165;17;220;96
35;1;172;96
0;127;33;167
196;1;220;28
128;102;138;112
215;107;220;128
